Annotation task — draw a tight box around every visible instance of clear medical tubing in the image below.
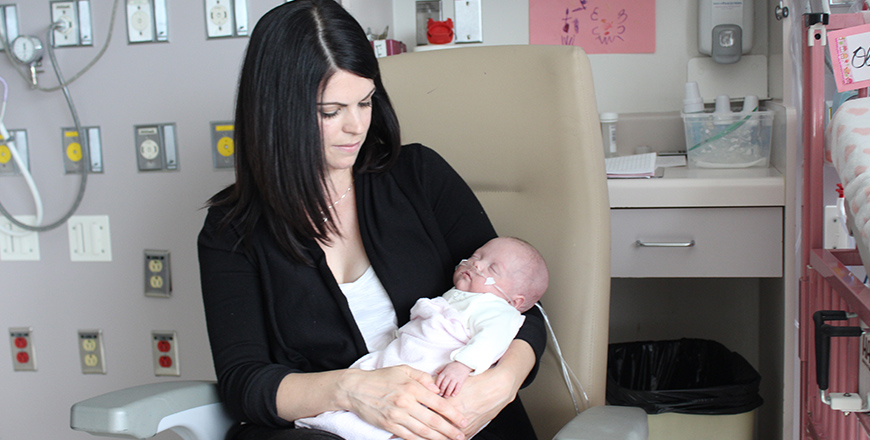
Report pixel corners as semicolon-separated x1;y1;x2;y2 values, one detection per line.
535;303;590;414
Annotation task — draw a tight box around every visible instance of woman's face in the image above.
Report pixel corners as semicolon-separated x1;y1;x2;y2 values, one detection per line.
317;70;376;176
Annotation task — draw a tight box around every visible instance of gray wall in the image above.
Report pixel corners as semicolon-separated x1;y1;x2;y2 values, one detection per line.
1;2;774;440
1;2;271;439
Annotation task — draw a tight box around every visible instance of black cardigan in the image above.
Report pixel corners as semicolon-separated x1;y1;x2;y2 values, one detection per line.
198;144;546;432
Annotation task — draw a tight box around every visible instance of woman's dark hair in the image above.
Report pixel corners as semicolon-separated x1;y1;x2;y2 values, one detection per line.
214;0;401;264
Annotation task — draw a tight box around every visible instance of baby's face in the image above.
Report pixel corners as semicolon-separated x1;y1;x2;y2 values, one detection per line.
452;238;525;307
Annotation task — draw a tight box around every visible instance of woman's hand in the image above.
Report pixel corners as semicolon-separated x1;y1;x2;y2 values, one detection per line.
445;340;535;436
339;365;468;440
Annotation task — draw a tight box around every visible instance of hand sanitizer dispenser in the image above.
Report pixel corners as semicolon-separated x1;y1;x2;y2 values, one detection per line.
699;0;753;64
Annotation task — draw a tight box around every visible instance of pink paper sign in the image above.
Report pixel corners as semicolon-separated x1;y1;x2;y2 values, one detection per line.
529;0;655;54
828;23;870;92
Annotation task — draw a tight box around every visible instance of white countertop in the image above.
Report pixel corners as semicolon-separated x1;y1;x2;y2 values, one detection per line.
607;166;785;208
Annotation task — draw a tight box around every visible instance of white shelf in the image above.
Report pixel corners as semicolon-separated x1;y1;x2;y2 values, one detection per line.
607;166;785;208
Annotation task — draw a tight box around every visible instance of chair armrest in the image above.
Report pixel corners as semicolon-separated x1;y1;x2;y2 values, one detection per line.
553;406;648;440
70;380;235;440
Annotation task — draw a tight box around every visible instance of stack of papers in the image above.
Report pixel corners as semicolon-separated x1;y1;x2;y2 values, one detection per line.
605;152;657;178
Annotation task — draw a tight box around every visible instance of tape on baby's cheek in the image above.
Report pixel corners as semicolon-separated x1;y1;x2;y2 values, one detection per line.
485;277;496;285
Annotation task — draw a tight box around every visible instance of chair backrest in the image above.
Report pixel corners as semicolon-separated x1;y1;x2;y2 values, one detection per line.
379;45;611;439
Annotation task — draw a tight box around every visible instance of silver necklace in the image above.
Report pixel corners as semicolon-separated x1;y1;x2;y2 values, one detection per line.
322;184;352;223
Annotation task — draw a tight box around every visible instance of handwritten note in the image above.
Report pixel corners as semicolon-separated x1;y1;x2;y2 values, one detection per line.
828;23;870;92
529;0;655;54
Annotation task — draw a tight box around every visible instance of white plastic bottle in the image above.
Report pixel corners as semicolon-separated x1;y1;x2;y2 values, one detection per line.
600;112;618;158
682;82;704;114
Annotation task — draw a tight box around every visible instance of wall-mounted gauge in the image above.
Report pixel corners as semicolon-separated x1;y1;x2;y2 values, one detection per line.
11;35;43;65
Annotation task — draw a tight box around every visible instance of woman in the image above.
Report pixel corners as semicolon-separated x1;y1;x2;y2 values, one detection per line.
198;1;546;439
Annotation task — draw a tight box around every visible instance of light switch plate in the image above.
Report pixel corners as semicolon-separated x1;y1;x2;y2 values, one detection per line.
67;215;111;262
0;215;40;261
454;0;482;43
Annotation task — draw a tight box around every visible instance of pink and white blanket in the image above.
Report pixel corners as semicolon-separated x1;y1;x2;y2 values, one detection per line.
295;295;506;439
826;98;870;246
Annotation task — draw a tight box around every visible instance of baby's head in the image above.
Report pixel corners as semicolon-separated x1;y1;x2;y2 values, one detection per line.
452;237;549;312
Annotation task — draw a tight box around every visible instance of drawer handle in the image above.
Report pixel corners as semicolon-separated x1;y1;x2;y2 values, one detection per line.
635;240;696;248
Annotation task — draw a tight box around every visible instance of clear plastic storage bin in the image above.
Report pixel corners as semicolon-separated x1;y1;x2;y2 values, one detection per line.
681;110;773;169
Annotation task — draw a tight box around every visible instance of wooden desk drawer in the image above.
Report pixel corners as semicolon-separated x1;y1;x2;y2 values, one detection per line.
610;207;783;278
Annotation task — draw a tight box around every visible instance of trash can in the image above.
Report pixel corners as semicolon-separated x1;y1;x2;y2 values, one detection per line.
606;338;763;440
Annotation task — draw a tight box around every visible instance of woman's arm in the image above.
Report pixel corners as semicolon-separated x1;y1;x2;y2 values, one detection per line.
201;204;469;439
446;339;536;436
278;366;470;440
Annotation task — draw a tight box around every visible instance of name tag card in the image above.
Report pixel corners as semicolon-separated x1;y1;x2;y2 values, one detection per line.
829;23;870;92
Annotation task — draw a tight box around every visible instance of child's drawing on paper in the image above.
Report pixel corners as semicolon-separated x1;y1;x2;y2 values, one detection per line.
530;0;655;54
590;6;628;45
559;1;587;46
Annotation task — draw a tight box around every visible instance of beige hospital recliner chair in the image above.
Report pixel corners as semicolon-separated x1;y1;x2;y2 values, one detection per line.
70;45;647;440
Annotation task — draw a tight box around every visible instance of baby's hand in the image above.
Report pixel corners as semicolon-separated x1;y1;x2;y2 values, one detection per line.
435;361;474;397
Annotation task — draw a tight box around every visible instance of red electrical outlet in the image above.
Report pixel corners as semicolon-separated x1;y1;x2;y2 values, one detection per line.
151;331;179;376
9;327;36;372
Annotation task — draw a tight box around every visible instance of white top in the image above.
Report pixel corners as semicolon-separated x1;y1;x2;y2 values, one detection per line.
339;266;398;352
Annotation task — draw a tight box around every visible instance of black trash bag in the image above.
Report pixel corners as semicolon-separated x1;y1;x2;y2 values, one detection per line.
606;338;763;415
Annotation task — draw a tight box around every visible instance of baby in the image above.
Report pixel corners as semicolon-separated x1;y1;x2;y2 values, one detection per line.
295;236;549;439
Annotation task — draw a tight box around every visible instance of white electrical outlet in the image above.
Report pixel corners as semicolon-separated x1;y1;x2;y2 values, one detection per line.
0;215;40;261
126;0;155;43
205;0;234;38
78;329;106;374
144;250;171;297
152;331;180;376
67;215;112;262
9;327;36;372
